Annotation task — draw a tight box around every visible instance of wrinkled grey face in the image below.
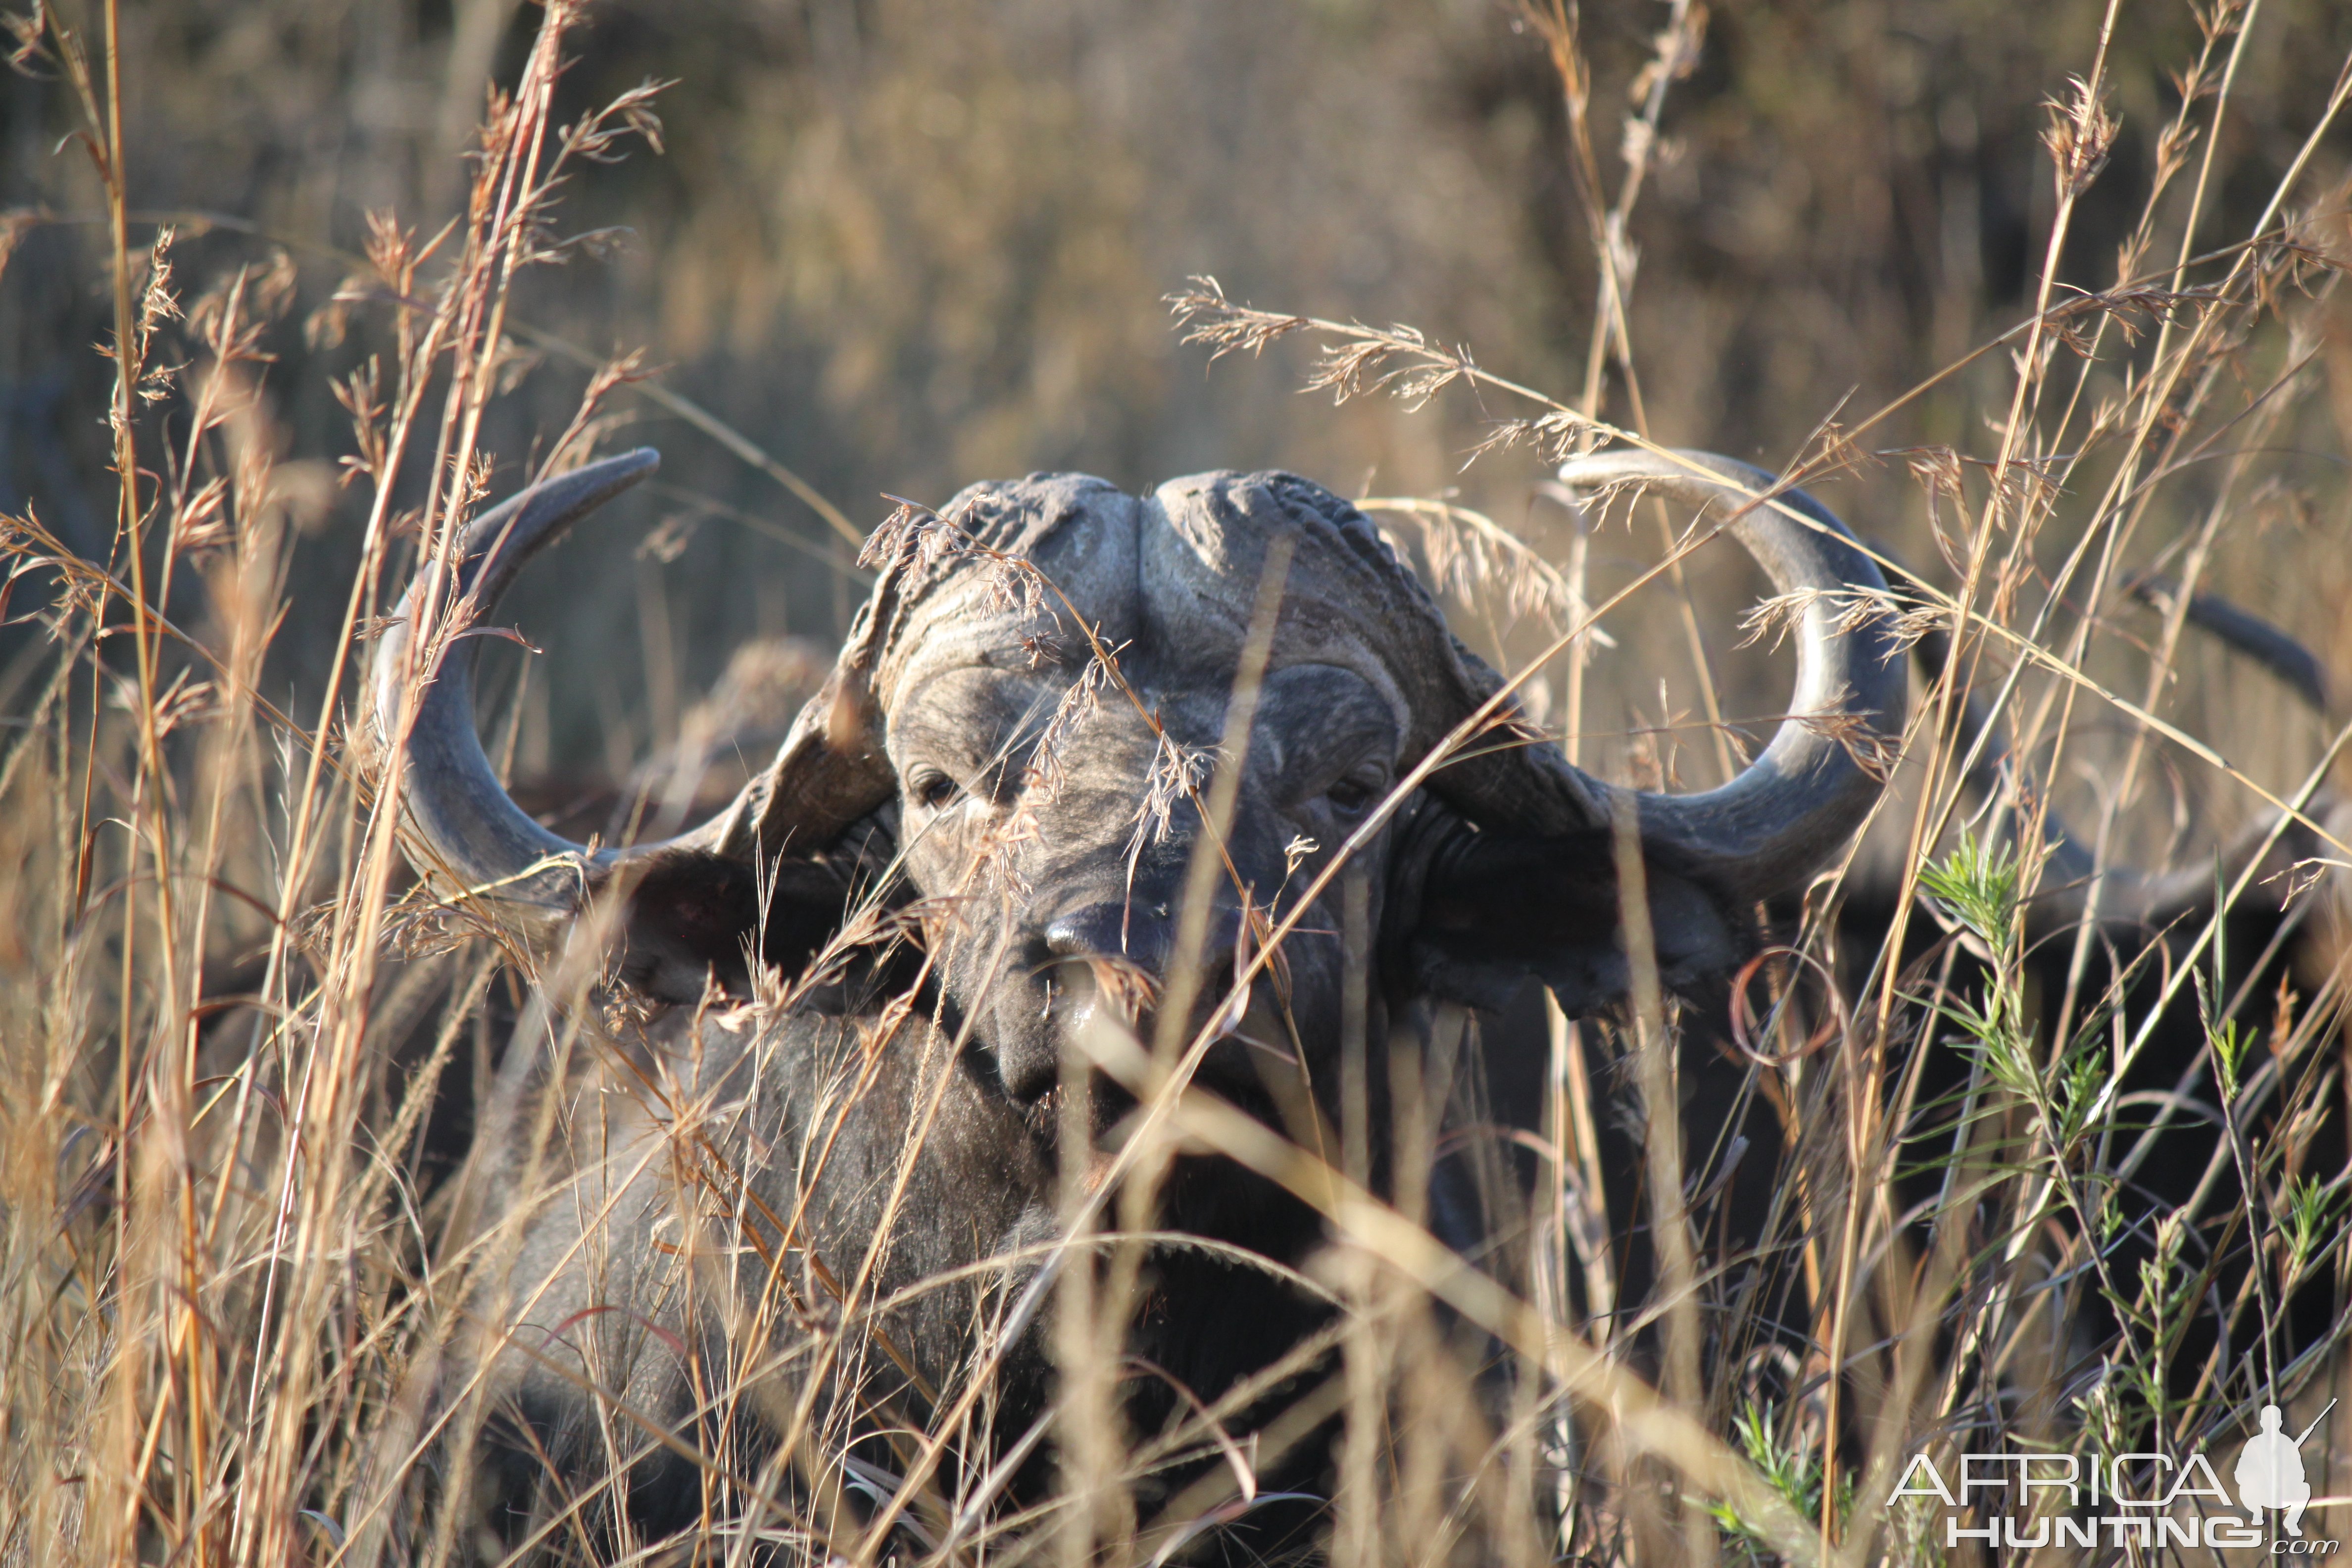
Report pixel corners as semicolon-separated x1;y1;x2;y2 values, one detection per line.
886;649;1405;1110
833;468;1481;1117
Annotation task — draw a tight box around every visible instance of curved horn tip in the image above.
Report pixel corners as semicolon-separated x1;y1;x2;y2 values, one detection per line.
489;446;663;541
1556;447;1777;502
437;446;668;609
578;444;662;489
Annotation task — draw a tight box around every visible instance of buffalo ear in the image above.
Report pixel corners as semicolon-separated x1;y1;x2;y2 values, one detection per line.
612;850;854;1005
1403;828;1743;1016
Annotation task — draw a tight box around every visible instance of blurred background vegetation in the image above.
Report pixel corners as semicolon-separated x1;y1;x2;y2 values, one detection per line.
4;0;2349;801
2;8;2350;1558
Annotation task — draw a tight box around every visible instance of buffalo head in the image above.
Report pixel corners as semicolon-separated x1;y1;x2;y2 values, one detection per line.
377;448;1904;1116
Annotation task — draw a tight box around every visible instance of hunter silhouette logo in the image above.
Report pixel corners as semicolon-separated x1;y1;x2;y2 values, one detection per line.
2240;1404;2327;1537
1893;1400;2337;1552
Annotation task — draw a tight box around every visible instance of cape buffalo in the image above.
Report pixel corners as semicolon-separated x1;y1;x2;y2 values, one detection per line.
374;446;1906;1556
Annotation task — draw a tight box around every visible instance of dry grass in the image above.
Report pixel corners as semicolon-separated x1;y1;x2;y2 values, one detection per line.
3;0;2352;1565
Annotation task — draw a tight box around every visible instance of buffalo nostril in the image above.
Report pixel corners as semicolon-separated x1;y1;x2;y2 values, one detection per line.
1044;902;1150;963
1039;900;1251;1009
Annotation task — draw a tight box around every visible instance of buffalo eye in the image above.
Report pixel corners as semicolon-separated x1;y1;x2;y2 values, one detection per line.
1323;762;1388;817
908;768;959;811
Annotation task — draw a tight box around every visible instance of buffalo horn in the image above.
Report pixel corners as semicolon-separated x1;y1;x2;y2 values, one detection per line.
1549;449;1908;903
374;448;893;925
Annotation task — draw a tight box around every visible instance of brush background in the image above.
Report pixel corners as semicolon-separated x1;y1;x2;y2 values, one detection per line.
5;0;2347;827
